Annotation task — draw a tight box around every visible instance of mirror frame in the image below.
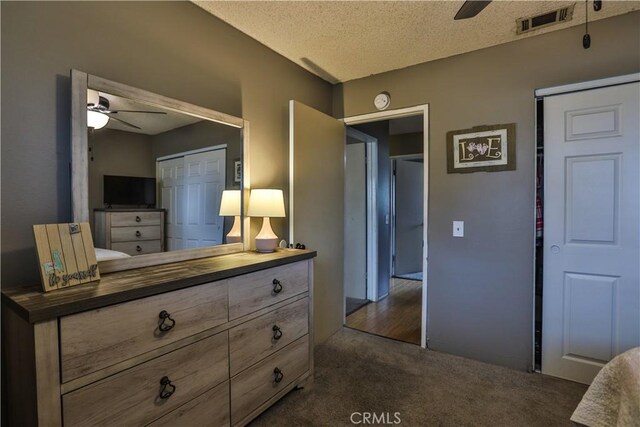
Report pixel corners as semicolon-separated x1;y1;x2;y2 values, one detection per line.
71;70;250;273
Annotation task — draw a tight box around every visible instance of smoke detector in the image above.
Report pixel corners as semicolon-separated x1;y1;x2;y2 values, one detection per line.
516;4;575;35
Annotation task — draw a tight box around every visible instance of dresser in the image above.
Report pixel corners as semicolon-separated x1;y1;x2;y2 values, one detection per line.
94;209;166;256
2;249;315;427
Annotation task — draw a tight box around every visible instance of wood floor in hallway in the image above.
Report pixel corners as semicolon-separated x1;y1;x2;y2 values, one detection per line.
345;278;421;345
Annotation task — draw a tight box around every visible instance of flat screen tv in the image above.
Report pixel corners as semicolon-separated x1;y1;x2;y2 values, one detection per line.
103;175;156;207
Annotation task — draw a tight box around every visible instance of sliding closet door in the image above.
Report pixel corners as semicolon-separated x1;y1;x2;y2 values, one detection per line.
542;82;640;384
158;148;226;250
289;100;345;344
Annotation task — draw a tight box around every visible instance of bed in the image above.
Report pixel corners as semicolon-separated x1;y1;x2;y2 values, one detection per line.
94;247;131;262
571;347;640;427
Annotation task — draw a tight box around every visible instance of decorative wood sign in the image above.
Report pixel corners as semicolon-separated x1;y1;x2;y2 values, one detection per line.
447;123;516;173
33;223;100;292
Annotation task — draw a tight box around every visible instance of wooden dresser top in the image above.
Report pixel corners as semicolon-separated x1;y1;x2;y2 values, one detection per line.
2;249;316;323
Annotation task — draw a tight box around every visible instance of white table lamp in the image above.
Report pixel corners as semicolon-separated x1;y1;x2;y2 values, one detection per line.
219;190;242;243
247;189;285;253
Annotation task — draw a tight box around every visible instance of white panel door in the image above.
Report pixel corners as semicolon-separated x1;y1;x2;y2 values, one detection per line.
542;82;640;384
158;157;185;251
182;149;226;248
394;159;424;276
290;100;345;344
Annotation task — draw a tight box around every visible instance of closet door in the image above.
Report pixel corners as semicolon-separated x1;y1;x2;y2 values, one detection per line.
158;157;185;251
542;82;639;384
289;100;345;344
183;149;226;248
158;148;226;250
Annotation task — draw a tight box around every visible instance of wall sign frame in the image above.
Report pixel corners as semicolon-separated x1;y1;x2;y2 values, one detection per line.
447;123;516;173
33;222;100;292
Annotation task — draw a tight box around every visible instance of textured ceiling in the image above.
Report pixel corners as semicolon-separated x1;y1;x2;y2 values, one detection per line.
194;1;639;83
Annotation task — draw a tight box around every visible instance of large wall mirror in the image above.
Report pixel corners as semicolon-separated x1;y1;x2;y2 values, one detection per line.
71;70;250;273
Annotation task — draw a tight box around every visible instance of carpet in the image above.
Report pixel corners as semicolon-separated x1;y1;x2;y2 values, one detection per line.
251;328;587;426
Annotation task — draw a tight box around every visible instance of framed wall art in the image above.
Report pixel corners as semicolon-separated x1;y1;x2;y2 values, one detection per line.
447;123;516;173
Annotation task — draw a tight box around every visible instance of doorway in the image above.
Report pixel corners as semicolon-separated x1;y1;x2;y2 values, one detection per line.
344;128;378;318
391;156;424;281
342;106;429;347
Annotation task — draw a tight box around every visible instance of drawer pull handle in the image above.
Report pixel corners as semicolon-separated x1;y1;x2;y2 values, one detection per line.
159;376;176;399
136;216;142;222
273;367;284;384
136;245;142;252
272;279;283;294
272;325;283;340
158;310;176;332
135;230;142;237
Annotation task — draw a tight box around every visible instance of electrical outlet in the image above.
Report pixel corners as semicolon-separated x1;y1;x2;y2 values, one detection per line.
453;221;464;237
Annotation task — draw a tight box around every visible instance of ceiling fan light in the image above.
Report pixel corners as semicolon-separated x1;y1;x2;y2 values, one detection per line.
87;110;109;129
87;89;100;107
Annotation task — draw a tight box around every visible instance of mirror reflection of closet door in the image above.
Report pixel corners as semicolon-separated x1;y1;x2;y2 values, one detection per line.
159;157;185;251
158;148;226;251
289;100;345;344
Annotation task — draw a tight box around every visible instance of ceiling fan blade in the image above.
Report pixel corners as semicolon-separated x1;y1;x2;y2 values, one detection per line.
108;115;142;130
454;0;492;20
110;110;167;114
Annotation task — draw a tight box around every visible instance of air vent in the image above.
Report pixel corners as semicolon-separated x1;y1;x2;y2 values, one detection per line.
516;4;574;35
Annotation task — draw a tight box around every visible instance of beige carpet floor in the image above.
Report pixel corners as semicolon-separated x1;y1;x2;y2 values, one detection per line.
251;328;587;426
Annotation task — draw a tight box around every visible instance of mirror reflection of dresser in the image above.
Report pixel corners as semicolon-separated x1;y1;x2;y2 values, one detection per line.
70;70;251;272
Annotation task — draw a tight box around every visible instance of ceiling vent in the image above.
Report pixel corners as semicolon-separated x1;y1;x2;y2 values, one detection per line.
516;4;575;35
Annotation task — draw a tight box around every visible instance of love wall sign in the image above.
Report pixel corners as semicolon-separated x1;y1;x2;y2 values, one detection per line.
447;123;516;173
33;223;100;292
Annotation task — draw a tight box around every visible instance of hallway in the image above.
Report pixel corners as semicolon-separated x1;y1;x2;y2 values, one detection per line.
345;278;421;345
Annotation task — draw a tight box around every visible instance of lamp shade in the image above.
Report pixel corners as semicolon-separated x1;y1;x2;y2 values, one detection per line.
219;190;241;216
87;110;109;130
247;189;285;218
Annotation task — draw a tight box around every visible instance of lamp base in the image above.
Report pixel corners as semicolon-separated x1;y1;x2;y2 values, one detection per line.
255;238;278;253
255;217;278;253
225;216;242;244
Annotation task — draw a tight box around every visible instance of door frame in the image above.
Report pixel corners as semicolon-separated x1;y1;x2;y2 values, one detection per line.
342;104;429;349
390;154;424;278
345;127;379;305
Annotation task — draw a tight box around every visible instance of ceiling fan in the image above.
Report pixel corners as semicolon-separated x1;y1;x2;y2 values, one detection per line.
87;89;166;130
454;0;493;20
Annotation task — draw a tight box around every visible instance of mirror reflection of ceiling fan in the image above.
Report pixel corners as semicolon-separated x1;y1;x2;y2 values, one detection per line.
86;89;166;130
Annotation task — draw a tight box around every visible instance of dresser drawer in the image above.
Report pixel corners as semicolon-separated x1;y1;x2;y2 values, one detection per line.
148;380;230;427
228;261;309;319
111;225;161;242
231;335;309;423
63;332;229;427
110;211;162;227
111;240;162;255
229;297;308;376
60;280;228;382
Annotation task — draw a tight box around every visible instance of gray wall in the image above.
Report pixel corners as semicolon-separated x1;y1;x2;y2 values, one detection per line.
88;129;155;219
152;120;242;191
336;11;640;370
390;132;423;157
1;1;332;288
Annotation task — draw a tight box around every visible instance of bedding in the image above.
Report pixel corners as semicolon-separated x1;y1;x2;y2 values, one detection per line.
571;347;640;427
94;247;131;262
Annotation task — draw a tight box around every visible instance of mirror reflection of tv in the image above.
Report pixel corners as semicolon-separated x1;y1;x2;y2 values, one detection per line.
103;175;156;207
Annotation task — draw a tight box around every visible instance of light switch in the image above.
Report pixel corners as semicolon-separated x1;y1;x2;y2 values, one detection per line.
453;221;464;237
